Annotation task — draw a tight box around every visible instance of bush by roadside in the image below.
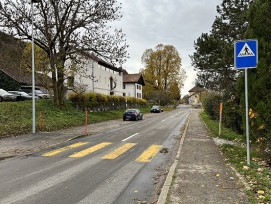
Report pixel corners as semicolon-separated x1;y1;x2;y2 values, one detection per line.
67;91;147;111
200;111;271;204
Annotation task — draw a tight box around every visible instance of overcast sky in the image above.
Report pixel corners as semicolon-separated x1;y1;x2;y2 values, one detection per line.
113;0;222;96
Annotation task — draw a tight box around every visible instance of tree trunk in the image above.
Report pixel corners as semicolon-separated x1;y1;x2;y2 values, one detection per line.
51;59;65;107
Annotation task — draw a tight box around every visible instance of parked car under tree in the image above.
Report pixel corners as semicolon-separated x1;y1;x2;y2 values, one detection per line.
8;91;37;101
0;89;17;102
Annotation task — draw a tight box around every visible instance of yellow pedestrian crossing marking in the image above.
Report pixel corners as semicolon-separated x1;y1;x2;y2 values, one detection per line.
42;142;89;157
42;142;162;163
103;143;137;160
68;142;112;158
135;145;162;162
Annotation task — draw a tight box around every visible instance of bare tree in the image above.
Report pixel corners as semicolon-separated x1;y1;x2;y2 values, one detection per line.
0;0;128;106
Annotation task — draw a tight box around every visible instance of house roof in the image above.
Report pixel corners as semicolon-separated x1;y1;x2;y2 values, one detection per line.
188;86;206;93
0;68;51;86
80;52;123;73
123;73;145;86
0;68;32;85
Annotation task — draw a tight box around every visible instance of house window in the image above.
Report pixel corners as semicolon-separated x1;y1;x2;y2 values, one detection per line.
123;93;126;96
123;84;126;89
137;93;142;98
137;85;141;90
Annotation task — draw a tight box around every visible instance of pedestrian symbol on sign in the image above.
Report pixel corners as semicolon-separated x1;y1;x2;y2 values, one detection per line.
238;43;255;57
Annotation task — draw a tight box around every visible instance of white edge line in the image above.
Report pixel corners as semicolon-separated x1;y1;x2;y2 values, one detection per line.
122;133;139;142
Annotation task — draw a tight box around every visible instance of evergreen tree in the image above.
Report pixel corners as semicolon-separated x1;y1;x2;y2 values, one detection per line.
191;0;252;132
191;0;251;95
242;0;271;158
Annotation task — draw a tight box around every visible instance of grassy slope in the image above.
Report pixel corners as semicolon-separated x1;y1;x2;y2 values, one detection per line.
200;111;271;204
0;100;151;137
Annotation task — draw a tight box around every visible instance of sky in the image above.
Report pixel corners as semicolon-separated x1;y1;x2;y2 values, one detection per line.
113;0;222;96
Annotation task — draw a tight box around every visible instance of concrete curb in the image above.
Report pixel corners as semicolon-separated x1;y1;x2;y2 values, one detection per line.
156;111;191;204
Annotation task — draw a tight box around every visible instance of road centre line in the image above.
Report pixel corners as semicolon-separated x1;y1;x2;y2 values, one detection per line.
122;133;139;142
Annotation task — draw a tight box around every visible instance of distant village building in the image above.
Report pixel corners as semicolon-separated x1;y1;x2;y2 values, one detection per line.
188;86;206;106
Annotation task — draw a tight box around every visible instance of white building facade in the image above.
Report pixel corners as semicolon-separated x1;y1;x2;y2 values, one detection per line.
123;72;145;99
67;54;144;98
70;55;124;96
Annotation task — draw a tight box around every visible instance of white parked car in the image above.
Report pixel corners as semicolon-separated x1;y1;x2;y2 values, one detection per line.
0;89;17;102
29;90;50;99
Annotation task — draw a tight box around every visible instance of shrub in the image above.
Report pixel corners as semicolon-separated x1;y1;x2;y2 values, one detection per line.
68;91;147;110
202;92;221;120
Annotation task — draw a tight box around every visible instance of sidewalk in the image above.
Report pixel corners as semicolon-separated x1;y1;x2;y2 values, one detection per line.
164;109;248;204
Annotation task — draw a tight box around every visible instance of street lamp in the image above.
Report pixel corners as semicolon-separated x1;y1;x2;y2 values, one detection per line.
31;0;41;134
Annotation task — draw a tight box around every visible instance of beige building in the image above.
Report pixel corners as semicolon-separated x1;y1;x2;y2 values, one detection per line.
188;86;206;106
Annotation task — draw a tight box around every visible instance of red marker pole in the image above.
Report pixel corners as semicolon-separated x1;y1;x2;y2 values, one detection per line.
219;103;223;136
85;111;88;135
39;111;42;131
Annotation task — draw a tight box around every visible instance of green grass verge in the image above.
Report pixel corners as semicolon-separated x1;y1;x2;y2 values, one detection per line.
200;111;271;204
0;100;163;137
200;111;245;142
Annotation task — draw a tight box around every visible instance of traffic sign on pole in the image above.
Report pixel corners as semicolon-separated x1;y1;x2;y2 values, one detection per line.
234;39;258;166
234;39;258;69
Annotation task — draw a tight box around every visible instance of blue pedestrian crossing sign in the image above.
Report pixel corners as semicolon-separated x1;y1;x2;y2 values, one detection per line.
234;39;258;69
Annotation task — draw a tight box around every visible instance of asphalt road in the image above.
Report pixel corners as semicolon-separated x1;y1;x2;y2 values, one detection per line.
0;106;190;204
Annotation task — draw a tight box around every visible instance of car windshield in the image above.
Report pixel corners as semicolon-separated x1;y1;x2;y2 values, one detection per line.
19;92;29;96
152;106;159;109
126;109;136;113
35;90;44;94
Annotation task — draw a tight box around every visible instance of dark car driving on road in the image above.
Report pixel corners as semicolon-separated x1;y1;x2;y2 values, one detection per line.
150;105;163;113
123;109;143;121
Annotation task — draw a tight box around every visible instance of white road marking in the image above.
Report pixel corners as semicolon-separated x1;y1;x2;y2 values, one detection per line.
122;133;139;142
161;119;166;123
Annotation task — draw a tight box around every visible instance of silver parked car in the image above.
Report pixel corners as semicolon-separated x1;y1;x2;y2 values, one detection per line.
8;91;38;101
0;89;17;102
29;90;50;99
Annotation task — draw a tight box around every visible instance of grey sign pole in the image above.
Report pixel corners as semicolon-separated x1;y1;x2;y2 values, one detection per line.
31;0;36;134
235;39;258;166
245;69;250;165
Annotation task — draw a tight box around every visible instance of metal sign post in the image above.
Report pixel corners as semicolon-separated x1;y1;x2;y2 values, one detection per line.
234;39;258;165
